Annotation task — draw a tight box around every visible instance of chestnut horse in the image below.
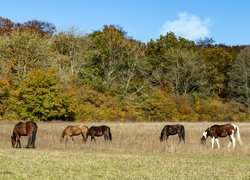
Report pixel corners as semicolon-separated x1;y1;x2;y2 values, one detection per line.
201;123;243;149
86;125;112;142
160;124;185;143
61;125;88;144
11;121;38;148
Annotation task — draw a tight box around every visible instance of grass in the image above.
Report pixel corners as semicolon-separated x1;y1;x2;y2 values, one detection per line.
0;121;250;179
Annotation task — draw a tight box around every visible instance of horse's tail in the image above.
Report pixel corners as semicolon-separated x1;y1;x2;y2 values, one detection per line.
31;125;38;147
182;126;185;142
233;124;243;147
109;131;112;141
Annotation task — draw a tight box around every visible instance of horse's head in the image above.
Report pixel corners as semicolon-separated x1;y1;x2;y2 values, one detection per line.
200;128;210;144
11;136;16;148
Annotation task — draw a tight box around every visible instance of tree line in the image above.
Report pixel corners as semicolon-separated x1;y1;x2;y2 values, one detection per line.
0;16;250;122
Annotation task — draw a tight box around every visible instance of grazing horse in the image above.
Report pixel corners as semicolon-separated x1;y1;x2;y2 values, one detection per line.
86;125;112;142
160;124;185;142
201;123;243;149
11;121;38;148
61;125;88;144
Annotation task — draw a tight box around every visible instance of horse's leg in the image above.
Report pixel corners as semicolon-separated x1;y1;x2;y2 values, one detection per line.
227;136;232;148
65;135;69;146
165;135;169;141
91;136;96;142
231;134;236;148
178;133;182;143
81;133;86;143
215;138;220;149
104;134;108;141
182;135;185;143
211;137;215;149
31;130;37;148
17;137;21;148
27;134;32;148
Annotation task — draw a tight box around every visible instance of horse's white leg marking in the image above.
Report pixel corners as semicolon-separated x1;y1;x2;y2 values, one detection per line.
231;132;236;148
227;138;232;148
215;138;220;149
211;137;215;149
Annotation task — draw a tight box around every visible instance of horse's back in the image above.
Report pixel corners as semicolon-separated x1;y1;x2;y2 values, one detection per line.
88;125;111;136
210;123;235;137
101;125;110;132
163;124;184;134
79;125;88;135
63;125;81;136
14;121;37;135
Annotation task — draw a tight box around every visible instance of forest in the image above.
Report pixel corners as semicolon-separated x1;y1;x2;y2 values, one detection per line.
0;16;250;122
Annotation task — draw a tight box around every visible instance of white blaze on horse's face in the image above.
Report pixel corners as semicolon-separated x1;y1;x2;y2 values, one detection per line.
202;131;207;139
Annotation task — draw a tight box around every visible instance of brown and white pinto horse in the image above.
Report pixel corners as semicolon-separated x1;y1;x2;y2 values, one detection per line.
201;123;242;149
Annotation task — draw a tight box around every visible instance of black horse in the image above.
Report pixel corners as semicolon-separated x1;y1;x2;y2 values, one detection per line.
86;125;112;142
11;121;38;148
160;124;185;142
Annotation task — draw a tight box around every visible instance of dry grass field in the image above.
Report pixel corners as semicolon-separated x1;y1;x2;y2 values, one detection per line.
0;121;250;179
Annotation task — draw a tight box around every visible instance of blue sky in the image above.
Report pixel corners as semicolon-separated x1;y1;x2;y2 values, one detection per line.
1;1;250;45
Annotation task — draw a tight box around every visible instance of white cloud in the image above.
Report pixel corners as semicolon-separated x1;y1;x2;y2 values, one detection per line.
160;12;211;40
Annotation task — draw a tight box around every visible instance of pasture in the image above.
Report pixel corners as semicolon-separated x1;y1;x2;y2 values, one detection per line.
0;121;250;179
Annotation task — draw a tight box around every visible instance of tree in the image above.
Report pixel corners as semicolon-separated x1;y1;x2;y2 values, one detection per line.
152;48;207;95
0;79;10;115
52;29;89;81
0;17;56;36
118;39;148;99
16;20;56;36
146;32;196;62
89;25;128;91
0;30;52;82
0;17;14;35
196;37;215;47
200;47;234;96
17;69;75;121
228;47;250;112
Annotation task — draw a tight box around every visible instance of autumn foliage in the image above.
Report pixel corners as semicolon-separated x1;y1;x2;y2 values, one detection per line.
0;17;250;122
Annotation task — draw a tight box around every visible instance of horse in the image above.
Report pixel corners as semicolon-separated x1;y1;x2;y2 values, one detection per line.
201;123;243;149
86;125;112;142
160;124;185;143
61;125;88;144
11;121;38;148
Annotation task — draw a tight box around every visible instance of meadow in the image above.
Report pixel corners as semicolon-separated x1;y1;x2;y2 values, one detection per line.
0;121;250;179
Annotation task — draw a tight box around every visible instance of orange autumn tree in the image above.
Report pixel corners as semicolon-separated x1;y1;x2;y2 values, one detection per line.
17;69;75;121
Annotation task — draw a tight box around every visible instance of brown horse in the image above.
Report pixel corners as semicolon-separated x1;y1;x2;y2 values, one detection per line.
160;124;185;143
86;125;112;142
11;121;38;148
201;123;243;149
61;125;88;144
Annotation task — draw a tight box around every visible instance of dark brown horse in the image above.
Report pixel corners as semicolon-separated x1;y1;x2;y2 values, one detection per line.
11;121;38;148
160;124;185;143
61;125;88;144
86;125;112;142
201;123;242;149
